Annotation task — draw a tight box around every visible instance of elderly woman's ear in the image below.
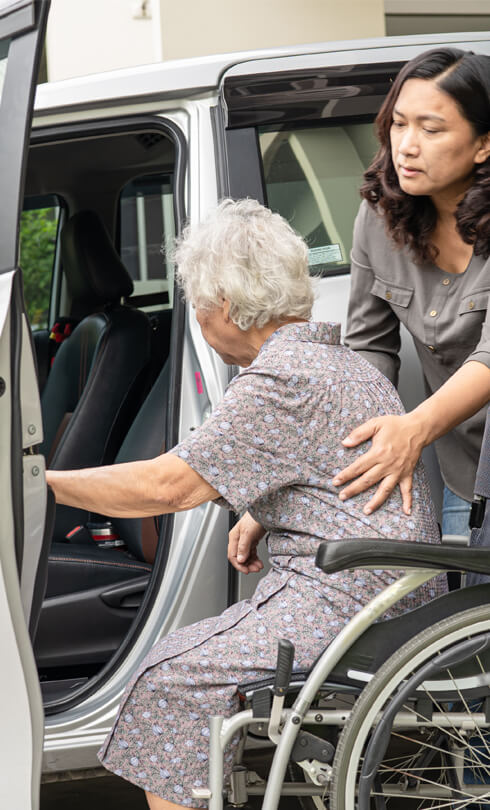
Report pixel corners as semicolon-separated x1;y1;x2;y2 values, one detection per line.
222;299;231;322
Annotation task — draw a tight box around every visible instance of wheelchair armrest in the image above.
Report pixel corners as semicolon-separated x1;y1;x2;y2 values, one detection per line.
315;538;490;575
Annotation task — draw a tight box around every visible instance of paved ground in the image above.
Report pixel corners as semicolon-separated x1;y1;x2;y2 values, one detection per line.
41;773;147;809
40;756;300;809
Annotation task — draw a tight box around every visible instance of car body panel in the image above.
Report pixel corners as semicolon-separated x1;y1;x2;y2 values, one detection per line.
32;30;490;118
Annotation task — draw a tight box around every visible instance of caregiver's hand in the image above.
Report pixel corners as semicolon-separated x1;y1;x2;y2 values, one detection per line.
228;512;266;574
332;413;426;516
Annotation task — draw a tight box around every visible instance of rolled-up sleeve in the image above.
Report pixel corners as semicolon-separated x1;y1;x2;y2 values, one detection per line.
170;371;303;514
465;295;490;369
345;204;401;387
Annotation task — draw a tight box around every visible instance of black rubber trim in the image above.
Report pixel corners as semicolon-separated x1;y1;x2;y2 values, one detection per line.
210;103;230;199
30;485;55;641
42;114;187;715
316;538;490;576
225;127;266;203
10;272;24;575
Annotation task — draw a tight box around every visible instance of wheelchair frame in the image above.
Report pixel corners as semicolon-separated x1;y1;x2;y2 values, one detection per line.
193;535;490;810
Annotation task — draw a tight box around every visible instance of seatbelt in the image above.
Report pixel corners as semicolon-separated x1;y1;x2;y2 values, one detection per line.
48;317;78;367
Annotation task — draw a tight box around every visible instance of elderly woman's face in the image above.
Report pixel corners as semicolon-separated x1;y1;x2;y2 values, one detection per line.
195;304;256;367
390;78;489;201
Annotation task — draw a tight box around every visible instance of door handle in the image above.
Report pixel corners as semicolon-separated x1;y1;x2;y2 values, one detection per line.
100;574;150;609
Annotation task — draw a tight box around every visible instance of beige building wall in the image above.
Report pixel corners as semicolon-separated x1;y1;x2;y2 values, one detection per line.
45;0;385;82
156;0;386;61
45;0;157;82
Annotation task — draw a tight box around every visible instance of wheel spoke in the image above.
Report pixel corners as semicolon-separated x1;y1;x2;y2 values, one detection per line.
447;660;490;765
370;788;490;809
398;695;489;757
330;612;490;810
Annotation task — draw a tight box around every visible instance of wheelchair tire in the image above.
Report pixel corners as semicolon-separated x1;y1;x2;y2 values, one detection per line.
330;605;490;809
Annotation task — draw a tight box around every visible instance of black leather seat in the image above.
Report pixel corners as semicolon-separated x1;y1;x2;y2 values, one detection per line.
34;360;171;669
40;210;153;540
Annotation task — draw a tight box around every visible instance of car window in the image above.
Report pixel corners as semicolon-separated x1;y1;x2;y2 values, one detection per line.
258;122;378;275
19;195;64;331
119;173;175;310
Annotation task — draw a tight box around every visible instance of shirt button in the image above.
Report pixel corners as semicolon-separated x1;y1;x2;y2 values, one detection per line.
430;310;437;317
469;301;475;310
385;291;392;300
442;278;450;286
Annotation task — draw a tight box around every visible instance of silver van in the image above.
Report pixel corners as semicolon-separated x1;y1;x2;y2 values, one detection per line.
1;2;489;805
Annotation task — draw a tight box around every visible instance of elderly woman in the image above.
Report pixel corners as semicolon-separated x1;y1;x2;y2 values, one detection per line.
46;199;446;810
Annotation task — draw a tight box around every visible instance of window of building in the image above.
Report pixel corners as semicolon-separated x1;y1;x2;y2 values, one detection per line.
258;122;378;275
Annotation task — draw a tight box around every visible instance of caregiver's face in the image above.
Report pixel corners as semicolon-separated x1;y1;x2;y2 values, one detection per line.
390;77;488;202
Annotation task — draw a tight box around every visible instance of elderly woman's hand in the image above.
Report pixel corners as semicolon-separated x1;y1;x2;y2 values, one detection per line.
332;413;426;515
228;512;266;574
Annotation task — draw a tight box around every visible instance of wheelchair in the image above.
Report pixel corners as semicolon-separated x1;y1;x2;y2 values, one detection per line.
194;412;490;809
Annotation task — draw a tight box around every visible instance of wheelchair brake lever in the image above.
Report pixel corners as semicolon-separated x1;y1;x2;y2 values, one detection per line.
268;639;295;744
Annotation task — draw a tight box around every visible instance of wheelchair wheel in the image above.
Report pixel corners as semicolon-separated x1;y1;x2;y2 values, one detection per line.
330;605;490;809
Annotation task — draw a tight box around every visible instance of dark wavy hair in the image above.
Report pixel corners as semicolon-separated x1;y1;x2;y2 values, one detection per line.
361;48;490;264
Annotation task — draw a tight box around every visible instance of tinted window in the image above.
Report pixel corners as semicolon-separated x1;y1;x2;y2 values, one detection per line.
258;123;378;274
20;195;64;330
120;174;175;309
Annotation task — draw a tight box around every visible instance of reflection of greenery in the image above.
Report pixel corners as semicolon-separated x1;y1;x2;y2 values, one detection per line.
19;208;58;330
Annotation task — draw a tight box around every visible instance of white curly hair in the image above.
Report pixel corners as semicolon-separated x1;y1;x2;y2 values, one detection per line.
174;198;314;331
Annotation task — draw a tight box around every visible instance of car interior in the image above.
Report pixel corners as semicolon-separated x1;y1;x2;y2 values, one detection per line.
21;124;183;706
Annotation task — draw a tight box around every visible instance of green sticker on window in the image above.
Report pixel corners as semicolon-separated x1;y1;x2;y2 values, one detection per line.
308;245;343;265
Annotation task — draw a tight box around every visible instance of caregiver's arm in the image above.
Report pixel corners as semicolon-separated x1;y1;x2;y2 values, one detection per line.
46;453;219;517
333;361;490;515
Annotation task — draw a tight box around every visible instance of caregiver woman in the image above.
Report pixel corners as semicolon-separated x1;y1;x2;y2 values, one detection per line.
335;47;490;533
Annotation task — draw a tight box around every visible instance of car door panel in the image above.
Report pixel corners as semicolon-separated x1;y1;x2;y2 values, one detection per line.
0;269;45;809
0;1;51;807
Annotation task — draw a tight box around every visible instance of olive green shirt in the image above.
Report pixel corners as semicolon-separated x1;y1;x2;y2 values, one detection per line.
345;200;490;502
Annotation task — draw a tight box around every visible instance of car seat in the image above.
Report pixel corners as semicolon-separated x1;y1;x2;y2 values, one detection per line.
34;359;171;670
40;210;153;540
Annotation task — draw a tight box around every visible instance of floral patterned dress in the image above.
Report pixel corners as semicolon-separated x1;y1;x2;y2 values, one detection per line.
98;322;446;805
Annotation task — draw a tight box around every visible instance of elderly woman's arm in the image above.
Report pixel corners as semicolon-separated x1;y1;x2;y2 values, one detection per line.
46;454;219;518
333;360;490;514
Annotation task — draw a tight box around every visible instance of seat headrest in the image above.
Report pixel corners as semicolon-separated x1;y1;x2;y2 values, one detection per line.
61;211;134;317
